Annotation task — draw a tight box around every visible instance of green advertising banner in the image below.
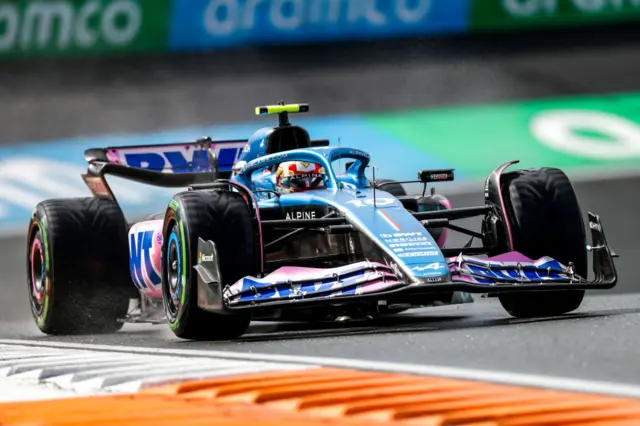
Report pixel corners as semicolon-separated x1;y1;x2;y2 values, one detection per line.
365;92;640;180
0;0;171;59
472;0;640;30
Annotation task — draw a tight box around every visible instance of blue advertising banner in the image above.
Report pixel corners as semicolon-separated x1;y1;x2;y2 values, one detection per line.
168;0;470;50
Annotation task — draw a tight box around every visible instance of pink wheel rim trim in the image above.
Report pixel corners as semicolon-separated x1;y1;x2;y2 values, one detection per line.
30;237;45;304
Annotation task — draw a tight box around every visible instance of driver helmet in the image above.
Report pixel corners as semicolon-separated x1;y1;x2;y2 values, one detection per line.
276;161;327;193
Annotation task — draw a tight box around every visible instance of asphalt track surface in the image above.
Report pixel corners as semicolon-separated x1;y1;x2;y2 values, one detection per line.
3;25;640;387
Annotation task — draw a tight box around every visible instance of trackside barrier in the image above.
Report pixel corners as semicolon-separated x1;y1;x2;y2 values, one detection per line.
0;0;171;60
166;0;469;51
470;0;640;32
4;0;640;60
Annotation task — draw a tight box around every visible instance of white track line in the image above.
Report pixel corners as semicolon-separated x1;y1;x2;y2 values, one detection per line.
3;339;640;399
0;380;80;402
0;343;314;396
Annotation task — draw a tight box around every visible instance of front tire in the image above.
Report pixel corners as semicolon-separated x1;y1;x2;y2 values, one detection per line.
162;190;255;340
497;168;587;318
27;198;132;335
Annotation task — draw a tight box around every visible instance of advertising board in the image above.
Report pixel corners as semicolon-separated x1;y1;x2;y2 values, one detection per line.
168;0;469;50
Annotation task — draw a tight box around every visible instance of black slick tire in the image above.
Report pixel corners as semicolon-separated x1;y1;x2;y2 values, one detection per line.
26;198;132;335
497;167;587;318
161;190;255;340
376;179;406;197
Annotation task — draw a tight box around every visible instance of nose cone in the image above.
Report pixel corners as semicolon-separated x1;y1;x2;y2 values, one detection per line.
409;262;449;280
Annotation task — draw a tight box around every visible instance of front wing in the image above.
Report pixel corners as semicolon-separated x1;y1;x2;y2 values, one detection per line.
195;212;617;313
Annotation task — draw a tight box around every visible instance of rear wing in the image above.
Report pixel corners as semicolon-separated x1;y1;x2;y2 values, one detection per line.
81;136;333;200
85;138;247;174
82;137;247;200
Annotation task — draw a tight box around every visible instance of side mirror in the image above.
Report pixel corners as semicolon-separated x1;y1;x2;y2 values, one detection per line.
419;169;454;183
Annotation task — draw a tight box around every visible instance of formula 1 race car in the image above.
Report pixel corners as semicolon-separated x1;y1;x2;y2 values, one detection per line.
26;103;619;340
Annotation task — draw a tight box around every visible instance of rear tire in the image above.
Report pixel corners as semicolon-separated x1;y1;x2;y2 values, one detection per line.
497;168;587;318
376;179;406;197
416;194;450;245
27;198;132;335
162;190;255;340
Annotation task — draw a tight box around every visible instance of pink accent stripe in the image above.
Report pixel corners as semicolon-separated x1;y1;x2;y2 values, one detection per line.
378;210;401;231
495;163;515;251
359;280;404;294
229;181;265;273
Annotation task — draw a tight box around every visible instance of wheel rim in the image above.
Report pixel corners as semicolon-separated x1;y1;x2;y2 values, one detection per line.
28;231;46;318
164;225;183;319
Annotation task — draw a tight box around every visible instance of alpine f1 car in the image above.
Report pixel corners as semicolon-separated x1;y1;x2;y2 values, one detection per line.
26;102;619;340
